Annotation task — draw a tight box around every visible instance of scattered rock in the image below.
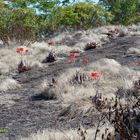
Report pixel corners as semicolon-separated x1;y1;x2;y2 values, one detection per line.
48;40;55;46
42;52;56;63
84;42;97;51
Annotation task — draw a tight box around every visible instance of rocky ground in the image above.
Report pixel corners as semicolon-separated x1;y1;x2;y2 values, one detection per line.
0;35;140;140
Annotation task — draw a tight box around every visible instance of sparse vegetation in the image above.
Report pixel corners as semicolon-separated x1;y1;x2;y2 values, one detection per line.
0;1;140;139
16;47;31;73
20;80;140;140
0;24;140;140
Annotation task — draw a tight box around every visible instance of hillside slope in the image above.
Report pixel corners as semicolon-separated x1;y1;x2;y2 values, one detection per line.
0;34;140;140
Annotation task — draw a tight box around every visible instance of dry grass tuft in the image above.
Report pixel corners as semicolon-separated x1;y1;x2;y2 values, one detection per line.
20;125;114;140
0;78;20;92
127;47;140;56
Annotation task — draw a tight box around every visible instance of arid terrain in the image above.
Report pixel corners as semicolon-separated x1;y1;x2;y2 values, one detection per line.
0;25;140;140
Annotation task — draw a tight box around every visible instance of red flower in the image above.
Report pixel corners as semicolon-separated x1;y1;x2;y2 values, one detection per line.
91;71;102;80
91;77;97;80
67;60;73;64
20;48;24;51
16;47;24;53
25;49;29;54
16;48;20;53
69;53;78;59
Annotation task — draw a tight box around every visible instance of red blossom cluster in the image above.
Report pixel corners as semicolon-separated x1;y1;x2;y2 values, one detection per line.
16;47;29;54
16;47;23;53
16;47;31;73
67;53;90;66
67;53;102;81
69;53;78;59
67;53;79;64
91;71;102;80
67;60;73;64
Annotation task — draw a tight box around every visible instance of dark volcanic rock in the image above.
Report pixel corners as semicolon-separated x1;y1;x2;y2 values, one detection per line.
84;42;97;51
42;52;56;63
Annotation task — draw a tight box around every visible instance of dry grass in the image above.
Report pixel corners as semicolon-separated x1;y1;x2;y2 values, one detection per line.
20;125;114;140
0;24;140;140
0;76;21;105
20;88;140;140
0;78;20;93
40;58;140;104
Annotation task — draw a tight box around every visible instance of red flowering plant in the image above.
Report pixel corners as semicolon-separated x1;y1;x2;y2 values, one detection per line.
67;53;90;67
69;53;78;59
91;71;102;80
67;60;73;64
67;53;78;65
16;47;31;73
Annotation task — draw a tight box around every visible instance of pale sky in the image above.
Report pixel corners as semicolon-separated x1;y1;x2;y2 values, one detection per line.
93;0;99;3
78;0;99;3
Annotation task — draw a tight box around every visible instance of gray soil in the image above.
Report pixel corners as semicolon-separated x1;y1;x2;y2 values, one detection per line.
0;35;140;140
